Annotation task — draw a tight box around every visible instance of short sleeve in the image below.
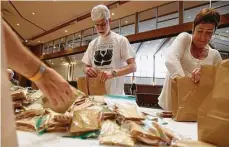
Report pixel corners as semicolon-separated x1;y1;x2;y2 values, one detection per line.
120;37;135;61
82;41;94;66
213;49;222;65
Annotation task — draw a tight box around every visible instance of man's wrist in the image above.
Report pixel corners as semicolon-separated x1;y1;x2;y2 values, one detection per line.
111;70;117;77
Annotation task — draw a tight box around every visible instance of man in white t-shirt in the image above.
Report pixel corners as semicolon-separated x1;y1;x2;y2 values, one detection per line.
82;4;136;95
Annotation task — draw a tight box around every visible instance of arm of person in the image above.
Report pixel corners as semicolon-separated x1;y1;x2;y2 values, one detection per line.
82;41;98;78
191;48;222;84
213;49;222;64
101;37;136;82
100;58;136;82
2;20;73;106
165;32;191;79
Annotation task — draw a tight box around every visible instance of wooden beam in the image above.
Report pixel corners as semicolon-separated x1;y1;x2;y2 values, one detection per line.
135;12;139;34
40;13;229;60
127;22;193;43
179;1;184;24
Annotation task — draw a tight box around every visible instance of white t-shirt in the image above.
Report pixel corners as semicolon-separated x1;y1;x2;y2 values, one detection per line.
82;31;135;95
158;32;222;111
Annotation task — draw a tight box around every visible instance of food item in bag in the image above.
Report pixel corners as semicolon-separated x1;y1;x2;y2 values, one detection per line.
16;116;42;132
40;110;72;133
99;120;135;147
114;103;144;120
130;122;163;145
11;89;26;101
15;109;45;120
100;120;121;136
65;101;93;116
152;121;171;144
70;109;101;133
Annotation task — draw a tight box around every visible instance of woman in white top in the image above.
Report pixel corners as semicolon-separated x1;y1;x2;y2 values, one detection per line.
158;8;222;111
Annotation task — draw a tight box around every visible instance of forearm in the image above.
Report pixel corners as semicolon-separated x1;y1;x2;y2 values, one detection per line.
116;63;136;77
3;21;42;78
165;57;185;78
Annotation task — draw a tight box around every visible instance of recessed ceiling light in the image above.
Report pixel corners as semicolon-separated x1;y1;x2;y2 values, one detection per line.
25;40;28;42
32;12;35;15
112;13;115;16
65;30;68;33
38;40;40;42
125;20;128;24
17;23;20;26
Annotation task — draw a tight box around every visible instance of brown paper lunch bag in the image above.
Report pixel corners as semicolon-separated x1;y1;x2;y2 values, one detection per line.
171;65;216;121
198;60;229;147
77;72;106;96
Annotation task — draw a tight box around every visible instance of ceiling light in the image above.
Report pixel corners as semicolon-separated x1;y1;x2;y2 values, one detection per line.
16;23;20;26
65;30;68;33
32;12;35;15
112;13;115;16
38;40;40;43
51;63;54;65
125;20;128;24
25;40;28;42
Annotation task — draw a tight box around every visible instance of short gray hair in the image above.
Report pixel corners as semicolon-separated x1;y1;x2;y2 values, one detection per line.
91;4;110;21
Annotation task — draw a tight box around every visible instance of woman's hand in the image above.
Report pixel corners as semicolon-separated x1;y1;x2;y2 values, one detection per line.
192;68;201;83
34;67;73;106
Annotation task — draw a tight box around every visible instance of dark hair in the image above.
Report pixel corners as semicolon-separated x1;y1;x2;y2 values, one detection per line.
193;8;220;31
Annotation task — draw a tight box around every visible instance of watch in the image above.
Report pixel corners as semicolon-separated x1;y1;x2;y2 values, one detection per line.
111;70;117;77
28;64;46;82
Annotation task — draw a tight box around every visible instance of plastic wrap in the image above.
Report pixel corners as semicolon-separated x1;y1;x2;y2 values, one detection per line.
11;89;26;101
129;121;164;145
114;103;144;120
69;109;101;133
15;109;46;120
99;120;135;147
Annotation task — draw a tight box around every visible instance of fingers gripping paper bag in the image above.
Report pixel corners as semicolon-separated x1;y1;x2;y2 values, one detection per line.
171;65;215;121
198;60;229;147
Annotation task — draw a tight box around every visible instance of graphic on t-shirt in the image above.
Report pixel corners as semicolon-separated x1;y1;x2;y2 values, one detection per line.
94;44;114;66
